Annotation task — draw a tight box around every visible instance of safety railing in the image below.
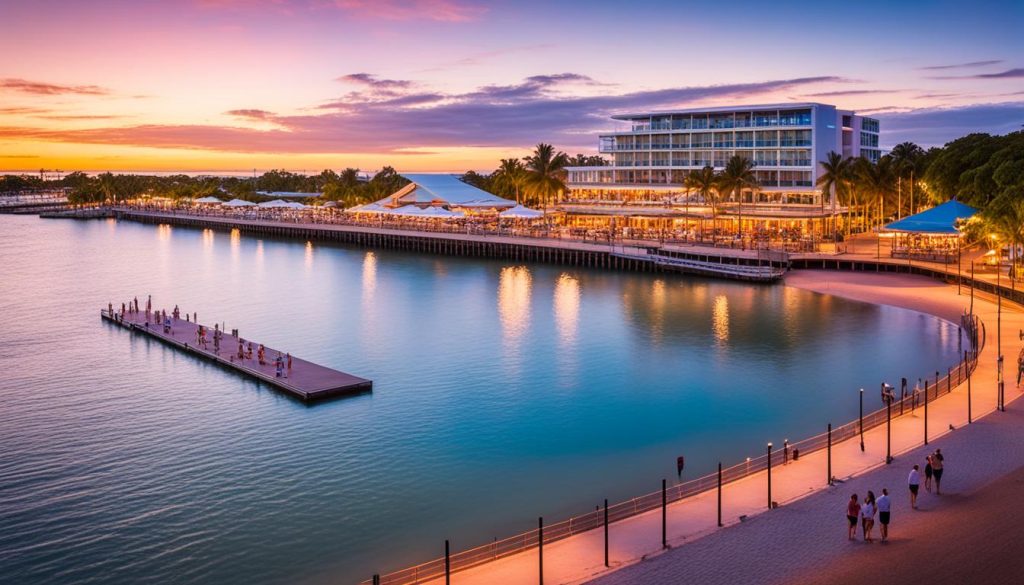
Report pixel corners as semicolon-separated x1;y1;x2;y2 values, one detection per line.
364;315;984;585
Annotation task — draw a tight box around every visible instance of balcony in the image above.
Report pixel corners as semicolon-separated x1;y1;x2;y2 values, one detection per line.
779;159;812;167
755;141;779;148
779;140;812;147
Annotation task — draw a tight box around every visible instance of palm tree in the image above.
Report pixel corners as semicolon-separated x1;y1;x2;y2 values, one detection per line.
817;152;853;241
522;143;569;207
889;142;924;217
494;158;527;204
685;165;719;238
717;155;757;239
854;156;895;232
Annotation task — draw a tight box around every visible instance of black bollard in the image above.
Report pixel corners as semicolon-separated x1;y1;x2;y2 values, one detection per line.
538;516;544;585
661;480;667;550
966;350;972;424
924;380;929;445
445;540;450;585
827;423;832;485
767;442;773;510
859;388;865;452
717;462;723;527
603;499;609;567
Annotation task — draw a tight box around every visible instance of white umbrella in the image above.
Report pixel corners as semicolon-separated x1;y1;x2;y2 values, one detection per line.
322;201;339;208
284;201;307;209
258;199;290;208
223;198;257;207
499;204;544;219
194;196;222;204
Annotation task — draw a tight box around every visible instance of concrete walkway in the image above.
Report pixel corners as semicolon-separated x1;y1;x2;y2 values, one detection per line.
390;270;1022;585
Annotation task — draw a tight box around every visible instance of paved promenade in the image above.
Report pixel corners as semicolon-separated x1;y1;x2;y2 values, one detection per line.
388;270;1022;585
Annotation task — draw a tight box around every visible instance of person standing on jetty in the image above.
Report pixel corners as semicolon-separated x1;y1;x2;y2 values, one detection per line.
286;353;292;377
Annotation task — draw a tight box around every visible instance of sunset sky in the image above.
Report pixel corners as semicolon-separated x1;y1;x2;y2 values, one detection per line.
1;0;1023;173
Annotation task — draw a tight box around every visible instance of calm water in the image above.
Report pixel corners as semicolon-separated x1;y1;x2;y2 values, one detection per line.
0;215;961;584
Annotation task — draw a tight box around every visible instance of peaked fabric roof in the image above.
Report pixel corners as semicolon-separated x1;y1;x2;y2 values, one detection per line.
883;200;977;234
378;173;515;209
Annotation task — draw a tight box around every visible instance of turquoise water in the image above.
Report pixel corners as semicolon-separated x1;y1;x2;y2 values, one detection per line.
0;215;961;584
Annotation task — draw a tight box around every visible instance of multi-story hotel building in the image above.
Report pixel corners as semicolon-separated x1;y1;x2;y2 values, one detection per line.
562;103;880;234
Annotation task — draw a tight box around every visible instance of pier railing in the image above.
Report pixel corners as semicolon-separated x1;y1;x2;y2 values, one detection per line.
363;316;984;585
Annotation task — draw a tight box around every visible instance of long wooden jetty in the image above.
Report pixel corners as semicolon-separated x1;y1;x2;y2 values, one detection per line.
56;208;791;281
101;305;371;401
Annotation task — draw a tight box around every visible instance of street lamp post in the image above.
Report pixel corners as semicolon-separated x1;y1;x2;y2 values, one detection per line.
766;442;773;510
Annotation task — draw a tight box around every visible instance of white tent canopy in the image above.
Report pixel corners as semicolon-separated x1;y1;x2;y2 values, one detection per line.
223;198;257;207
283;201;307;209
258;199;290;208
499;204;544;219
194;196;222;204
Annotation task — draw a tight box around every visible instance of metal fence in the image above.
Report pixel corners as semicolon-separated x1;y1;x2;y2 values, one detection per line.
364;315;984;585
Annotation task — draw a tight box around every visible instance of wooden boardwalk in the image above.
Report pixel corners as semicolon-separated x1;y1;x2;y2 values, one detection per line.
101;306;371;401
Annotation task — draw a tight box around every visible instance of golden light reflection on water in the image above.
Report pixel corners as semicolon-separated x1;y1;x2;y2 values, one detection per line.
649;279;666;343
713;294;730;346
362;251;377;302
304;241;314;273
202;229;214;250
554;273;580;344
230;229;240;261
156;224;172;242
499;266;532;342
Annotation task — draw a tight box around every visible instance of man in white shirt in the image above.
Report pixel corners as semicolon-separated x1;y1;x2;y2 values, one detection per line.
908;465;921;509
877;488;891;541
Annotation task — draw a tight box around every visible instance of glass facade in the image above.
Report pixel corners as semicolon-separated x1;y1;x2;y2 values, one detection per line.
576;105;877;210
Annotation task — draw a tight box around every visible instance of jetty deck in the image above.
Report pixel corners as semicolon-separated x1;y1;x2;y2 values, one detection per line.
101;307;371;401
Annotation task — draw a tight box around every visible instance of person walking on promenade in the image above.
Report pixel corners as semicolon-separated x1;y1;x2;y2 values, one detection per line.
861;491;876;543
286;353;292;377
932;449;945;495
238;340;244;360
108;302;113;316
924;454;934;492
846;494;861;540
877;489;891;542
913;378;922;410
133;296;139;313
908;465;921;509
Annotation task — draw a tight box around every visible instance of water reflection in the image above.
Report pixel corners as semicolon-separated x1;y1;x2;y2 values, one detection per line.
230;229;241;262
554;273;580;344
713;294;730;346
362;251;377;303
650;279;666;343
156;224;172;242
498;266;532;343
202;228;214;250
304;241;314;274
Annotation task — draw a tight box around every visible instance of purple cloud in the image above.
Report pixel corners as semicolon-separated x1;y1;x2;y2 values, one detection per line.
878;102;1024;148
0;74;845;154
928;68;1024;80
337;73;414;90
225;108;277;120
918;60;1003;70
803;89;903;97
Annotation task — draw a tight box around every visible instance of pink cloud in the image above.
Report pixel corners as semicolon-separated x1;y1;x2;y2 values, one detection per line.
0;78;109;96
329;0;486;22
